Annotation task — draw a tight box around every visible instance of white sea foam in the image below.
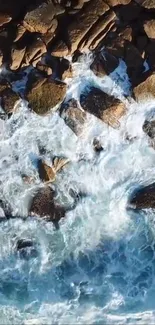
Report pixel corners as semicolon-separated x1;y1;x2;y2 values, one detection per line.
0;54;155;324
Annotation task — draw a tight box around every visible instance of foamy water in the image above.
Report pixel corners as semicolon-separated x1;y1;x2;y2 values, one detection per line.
0;53;155;324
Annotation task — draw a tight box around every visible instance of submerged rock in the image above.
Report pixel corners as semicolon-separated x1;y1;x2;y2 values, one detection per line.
0;82;20;114
60;98;87;136
143;120;155;139
16;238;37;258
129;183;155;209
29;186;83;227
80;86;126;128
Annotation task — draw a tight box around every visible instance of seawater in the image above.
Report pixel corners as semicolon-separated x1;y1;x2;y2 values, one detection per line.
0;54;155;324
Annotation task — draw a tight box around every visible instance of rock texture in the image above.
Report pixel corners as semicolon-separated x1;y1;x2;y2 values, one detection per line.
129;183;155;209
80;87;126;128
133;73;155;101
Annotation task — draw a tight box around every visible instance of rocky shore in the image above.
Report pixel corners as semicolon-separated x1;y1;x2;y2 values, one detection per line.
0;0;155;240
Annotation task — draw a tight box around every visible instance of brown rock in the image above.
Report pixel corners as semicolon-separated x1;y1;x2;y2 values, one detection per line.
24;37;46;66
38;157;69;183
14;24;26;42
105;0;131;6
0;83;20;113
144;20;155;39
0;13;12;26
129;183;155;209
29;186;67;225
51;40;69;57
79;10;116;51
133;73;155;101
60;98;87;135
135;0;155;9
36;62;52;76
26;79;67;115
105;27;132;58
66;0;109;54
10;45;26;70
90;51;119;77
146;40;155;70
23;2;60;34
80;87;126;128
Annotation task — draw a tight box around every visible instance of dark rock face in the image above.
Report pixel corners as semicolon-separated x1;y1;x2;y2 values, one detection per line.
90;51;119;77
80;87;126;128
129;183;155;209
143;120;155;139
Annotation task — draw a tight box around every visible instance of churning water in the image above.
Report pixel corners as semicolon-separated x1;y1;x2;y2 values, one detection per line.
1;53;155;324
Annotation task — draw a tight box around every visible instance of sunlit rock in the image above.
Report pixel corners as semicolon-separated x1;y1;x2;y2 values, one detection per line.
129;183;155;209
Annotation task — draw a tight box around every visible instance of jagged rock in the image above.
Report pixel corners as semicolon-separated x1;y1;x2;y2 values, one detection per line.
10;45;26;70
146;40;155;70
23;2;62;34
90;51;119;77
36;61;52;76
144;20;155;39
105;27;132;58
60;98;87;135
143;120;155;139
80;86;126;128
0;13;12;26
38;157;69;182
0;82;20;113
24;37;46;66
64;0;109;54
79;10;116;51
129;183;155;209
26;78;67;115
133;73;155;101
135;0;155;9
29;186;68;225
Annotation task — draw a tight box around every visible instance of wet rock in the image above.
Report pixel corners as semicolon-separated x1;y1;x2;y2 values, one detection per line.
105;0;131;5
0;13;12;27
16;239;37;258
133;73;155;101
105;27;132;59
23;2;62;34
90;51;119;77
36;61;52;76
0;82;20;114
80;87;126;128
93;138;104;153
143;120;155;139
60;98;87;135
51;40;69;57
29;186;67;226
10;45;26;70
26;79;67;115
135;0;155;9
129;183;155;209
146;40;155;70
144;20;155;39
38;157;69;182
118;2;142;22
14;24;26;42
24;37;46;66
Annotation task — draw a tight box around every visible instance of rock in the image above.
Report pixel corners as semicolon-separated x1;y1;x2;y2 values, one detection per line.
93;138;104;153
143;120;155;138
23;2;61;34
0;82;20;113
135;0;155;9
124;41;144;85
146;40;155;70
90;51;119;77
64;0;109;54
105;0;131;6
133;73;155;101
44;55;72;80
36;62;52;76
105;27;132;59
80;87;126;128
37;157;69;182
10;45;26;70
144;20;155;39
26;79;67;115
129;183;155;209
16;239;37;258
14;24;26;42
24;37;47;66
0;13;12;26
78;10;116;51
29;186;68;226
51;40;69;57
60;98;87;135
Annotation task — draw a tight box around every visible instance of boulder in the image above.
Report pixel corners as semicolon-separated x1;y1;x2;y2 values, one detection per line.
24;37;46;66
60;98;87;135
143;120;155;139
129;183;155;209
133;73;155;101
146;40;155;70
0;82;20;113
144;20;155;39
135;0;155;9
37;157;69;182
23;2;61;34
90;51;119;77
26;79;67;115
29;186;68;226
80;86;126;128
105;27;132;59
10;45;26;70
118;2;142;21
